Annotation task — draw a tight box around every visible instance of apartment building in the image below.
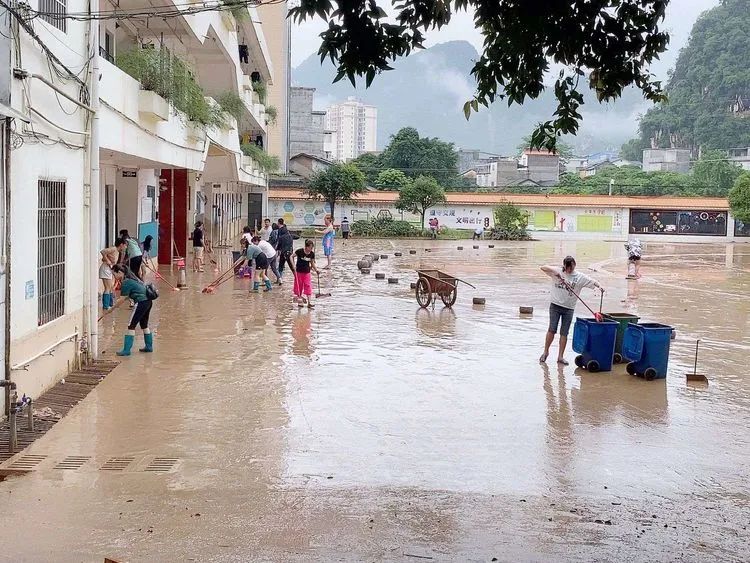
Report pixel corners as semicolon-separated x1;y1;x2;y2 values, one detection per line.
0;0;278;409
289;86;331;159
324;97;377;161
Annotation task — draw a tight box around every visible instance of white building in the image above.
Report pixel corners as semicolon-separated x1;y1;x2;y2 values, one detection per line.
642;148;691;173
324;97;377;161
728;147;750;171
0;0;282;410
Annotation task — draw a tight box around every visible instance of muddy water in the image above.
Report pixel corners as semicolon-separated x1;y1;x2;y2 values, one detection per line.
1;239;749;561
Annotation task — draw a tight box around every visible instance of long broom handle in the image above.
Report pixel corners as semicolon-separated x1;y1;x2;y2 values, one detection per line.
559;277;600;317
142;261;180;291
206;257;244;289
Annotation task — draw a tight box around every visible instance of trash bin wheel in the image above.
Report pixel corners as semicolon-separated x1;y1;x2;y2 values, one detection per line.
613;352;623;364
626;362;637;376
587;360;600;373
644;367;657;381
574;355;584;368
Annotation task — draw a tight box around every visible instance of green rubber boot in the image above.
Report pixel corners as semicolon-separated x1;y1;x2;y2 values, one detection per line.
116;334;135;356
139;332;153;353
264;279;272;292
253;282;260;293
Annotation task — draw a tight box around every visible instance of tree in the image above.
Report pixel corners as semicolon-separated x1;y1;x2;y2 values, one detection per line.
620;138;647;162
395;175;446;230
290;1;670;151
375;168;411;191
729;173;750;224
691;150;743;197
637;0;750;151
350;152;382;184
379;127;459;185
517;135;573;159
306;163;366;221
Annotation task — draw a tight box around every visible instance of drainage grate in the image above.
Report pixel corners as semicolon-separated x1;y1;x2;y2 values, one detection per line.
54;456;91;470
8;455;47;470
100;457;134;471
144;458;178;473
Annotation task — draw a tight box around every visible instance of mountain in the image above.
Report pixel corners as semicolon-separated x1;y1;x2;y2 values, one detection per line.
293;40;653;155
636;0;750;151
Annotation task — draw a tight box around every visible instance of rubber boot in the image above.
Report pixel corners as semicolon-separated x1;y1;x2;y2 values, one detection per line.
253;281;260;293
116;334;135;356
101;293;108;310
139;332;153;353
264;279;272;292
104;293;113;309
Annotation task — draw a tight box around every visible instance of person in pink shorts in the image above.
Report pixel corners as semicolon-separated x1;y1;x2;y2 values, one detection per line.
293;239;319;308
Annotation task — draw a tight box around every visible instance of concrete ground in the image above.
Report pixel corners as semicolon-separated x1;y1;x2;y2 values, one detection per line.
0;239;749;562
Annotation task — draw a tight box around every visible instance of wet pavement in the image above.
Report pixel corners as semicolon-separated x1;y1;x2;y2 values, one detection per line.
1;239;749;561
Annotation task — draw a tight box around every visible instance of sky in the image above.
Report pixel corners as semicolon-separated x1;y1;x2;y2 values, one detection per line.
290;0;720;79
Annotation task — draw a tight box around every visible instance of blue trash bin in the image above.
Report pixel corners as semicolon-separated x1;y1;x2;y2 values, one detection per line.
572;317;618;372
622;323;673;380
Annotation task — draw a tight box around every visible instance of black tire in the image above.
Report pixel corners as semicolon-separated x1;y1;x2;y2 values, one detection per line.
587;360;600;373
440;288;457;308
644;367;657;381
415;278;432;308
626;362;636;376
574;355;584;368
613;352;623;364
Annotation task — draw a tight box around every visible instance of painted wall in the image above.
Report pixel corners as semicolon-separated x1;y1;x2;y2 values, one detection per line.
8;0;90;399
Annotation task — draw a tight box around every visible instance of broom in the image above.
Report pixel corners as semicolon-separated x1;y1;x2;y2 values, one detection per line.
315;271;331;298
202;258;244;293
142;261;181;292
558;277;604;321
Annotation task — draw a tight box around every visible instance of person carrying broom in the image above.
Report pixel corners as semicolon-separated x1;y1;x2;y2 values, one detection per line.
540;256;604;366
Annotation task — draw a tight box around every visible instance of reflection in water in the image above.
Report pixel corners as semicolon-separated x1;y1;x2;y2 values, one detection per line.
291;311;314;357
415;307;457;338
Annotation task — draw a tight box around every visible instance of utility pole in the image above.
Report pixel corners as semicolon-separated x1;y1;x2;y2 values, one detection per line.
1;4;12;416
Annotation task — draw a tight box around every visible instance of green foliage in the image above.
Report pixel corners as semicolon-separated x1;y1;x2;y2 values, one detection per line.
517;135;573;159
252;80;267;104
351;218;418;237
490;203;530;240
290;1;669;152
117;48;224;127
221;0;248;21
350;152;382;184
395;175;447;230
215;91;245;124
352;128;461;187
241;143;280;173
729;173;750;223
620;138;647;162
306;163;366;220
550;154;743;197
691;150;743;196
637;0;750;151
265;105;278;125
375;168;411;190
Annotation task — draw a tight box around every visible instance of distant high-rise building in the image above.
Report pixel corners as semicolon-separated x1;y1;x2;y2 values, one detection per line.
289;87;329;159
324;98;377;161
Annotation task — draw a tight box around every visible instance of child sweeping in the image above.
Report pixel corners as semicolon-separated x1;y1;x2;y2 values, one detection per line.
625;238;643;278
247;236;272;292
293;239;320;308
104;264;157;356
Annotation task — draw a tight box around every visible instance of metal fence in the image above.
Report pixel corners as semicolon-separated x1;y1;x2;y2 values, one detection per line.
39;0;67;32
38;180;66;326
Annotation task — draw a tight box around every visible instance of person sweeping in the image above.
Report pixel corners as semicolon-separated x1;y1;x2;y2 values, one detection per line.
540;256;604;365
104;264;157;356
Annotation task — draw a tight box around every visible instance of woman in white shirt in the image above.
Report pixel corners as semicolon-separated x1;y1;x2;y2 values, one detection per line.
540;256;604;365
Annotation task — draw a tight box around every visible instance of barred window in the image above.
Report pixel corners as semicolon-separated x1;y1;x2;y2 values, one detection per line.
38;180;66;326
39;0;67;33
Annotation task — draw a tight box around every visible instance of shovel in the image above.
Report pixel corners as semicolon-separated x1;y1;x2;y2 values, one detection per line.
315;272;331;298
686;339;709;383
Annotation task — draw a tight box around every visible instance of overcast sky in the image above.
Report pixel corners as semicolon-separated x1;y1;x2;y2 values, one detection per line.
290;0;719;79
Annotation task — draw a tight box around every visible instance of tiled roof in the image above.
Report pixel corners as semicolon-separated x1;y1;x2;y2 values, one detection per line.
268;188;729;210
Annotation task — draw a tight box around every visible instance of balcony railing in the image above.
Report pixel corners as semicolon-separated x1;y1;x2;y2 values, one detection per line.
99;46;114;64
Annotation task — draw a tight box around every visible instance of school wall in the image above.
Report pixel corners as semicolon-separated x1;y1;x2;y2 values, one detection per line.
269;196;749;242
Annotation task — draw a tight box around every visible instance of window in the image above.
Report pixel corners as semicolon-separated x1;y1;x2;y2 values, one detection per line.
39;0;67;32
38;180;66;326
629;209;727;236
735;219;750;237
100;30;114;63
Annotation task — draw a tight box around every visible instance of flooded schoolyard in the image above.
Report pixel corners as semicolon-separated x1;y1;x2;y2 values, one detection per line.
0;239;748;561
